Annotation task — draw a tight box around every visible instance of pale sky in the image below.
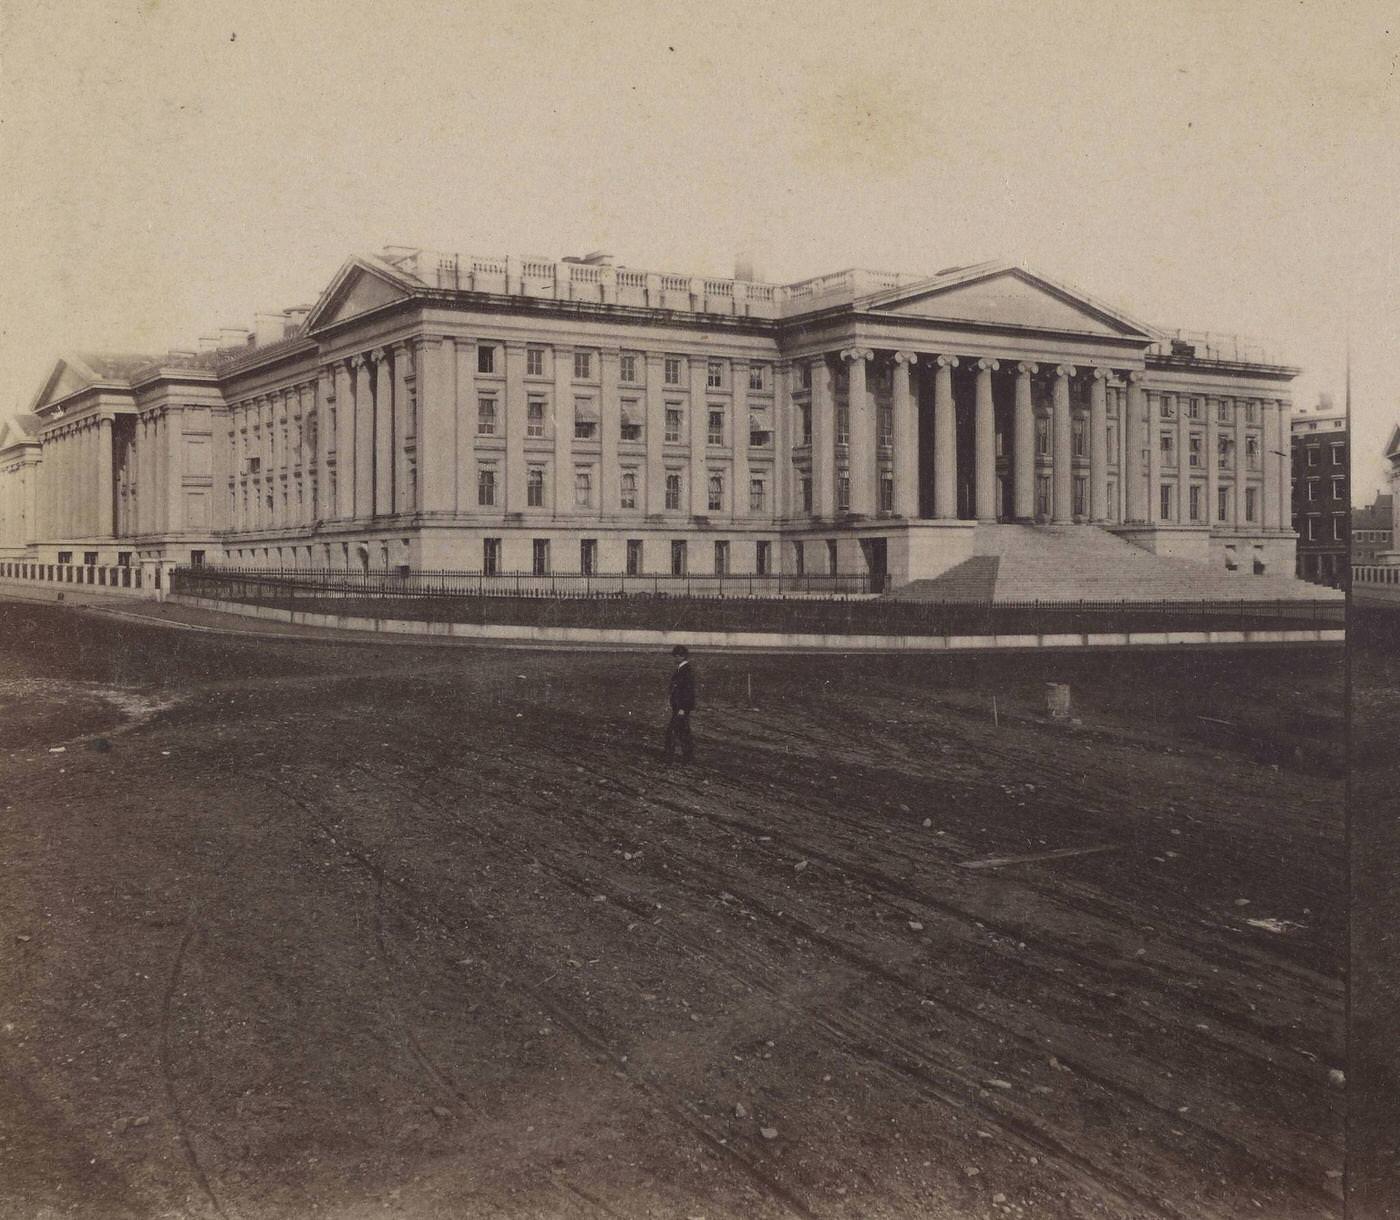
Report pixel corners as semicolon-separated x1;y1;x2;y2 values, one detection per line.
2;0;1397;498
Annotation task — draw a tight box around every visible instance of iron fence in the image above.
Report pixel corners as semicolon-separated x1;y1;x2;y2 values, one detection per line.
0;561;144;590
170;565;1343;638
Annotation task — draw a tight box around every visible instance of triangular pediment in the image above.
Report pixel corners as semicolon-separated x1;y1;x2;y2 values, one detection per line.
303;256;419;332
865;263;1152;340
1386;423;1400;462
28;357;99;415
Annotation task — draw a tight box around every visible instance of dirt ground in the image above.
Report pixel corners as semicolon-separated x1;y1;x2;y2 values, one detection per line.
1348;607;1400;1220
0;598;1344;1220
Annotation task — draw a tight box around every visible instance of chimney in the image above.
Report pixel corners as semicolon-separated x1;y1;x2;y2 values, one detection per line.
283;306;310;335
253;312;286;346
581;250;614;266
219;327;253;349
198;334;220;352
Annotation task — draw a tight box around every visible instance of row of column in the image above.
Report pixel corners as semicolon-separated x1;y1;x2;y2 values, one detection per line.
230;379;322;532
40;415;113;541
808;352;1289;532
123;409;184;538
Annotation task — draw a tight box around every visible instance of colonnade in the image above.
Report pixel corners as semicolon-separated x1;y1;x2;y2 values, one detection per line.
39;414;113;541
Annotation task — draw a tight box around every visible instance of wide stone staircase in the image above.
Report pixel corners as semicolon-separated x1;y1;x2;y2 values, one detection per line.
893;524;1338;604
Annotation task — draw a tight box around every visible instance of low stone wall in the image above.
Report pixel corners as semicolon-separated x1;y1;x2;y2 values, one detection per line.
170;593;1345;653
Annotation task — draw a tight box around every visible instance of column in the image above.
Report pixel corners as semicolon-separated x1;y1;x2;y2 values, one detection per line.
373;349;394;517
350;355;373;519
598;348;620;518
1232;398;1247;529
644;351;666;515
1125;372;1146;523
974;357;999;521
417;337;455;514
553;345;573;517
317;370;334;520
1175;393;1190;525
1051;365;1074;524
1276;398;1292;531
166;407;183;534
97;417;114;537
732;359;750;521
843;348;875;516
1089;369;1110;523
506;342;529;514
932;354;958;520
891;352;918;518
1204;398;1220;531
392;349;412;513
810;355;835;518
335;362;356;518
773;361;792;520
1261;398;1279;531
129;422;140;536
1013;362;1036;521
299;382;316;524
1147;392;1162;524
688;356;708;516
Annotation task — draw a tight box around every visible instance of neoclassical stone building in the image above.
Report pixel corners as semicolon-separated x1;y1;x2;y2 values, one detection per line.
0;247;1300;588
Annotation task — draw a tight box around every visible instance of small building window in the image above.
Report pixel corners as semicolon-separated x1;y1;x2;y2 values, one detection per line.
837;473;850;511
708;409;724;447
580;539;597;575
879;405;893;447
1245;487;1258;522
671;539;687;576
756;540;771;575
714;540;729;574
1073;418;1087;457
483;538;501;575
526;348;544;377
527;397;545;437
1188;398;1201;419
619;353;637;382
527;467;545;507
1159;483;1172;521
664;356;682;385
708;473;724;512
800;404;812;446
477;397;497;436
574;469;593;508
750;477;766;512
665;471;682;511
707;360;723;389
477;345;495;375
1217;400;1231;422
835;405;850;447
802;476;813;514
1073;477;1087;518
665;406;683;443
626;539;643;576
1160;432;1174;463
620;401;642;442
1189;434;1202;467
574;350;592;380
620;470;638;509
1160;397;1174;419
1331;476;1345;500
1218;486;1230;522
879;473;894;513
477;468;497;506
1189;484;1202;522
532;538;550;575
749;365;767;391
1246;434;1260;468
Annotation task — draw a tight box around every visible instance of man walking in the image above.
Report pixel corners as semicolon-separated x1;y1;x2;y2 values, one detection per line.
663;644;696;762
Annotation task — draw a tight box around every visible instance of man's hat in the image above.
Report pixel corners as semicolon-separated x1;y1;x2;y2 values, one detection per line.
671;644;689;657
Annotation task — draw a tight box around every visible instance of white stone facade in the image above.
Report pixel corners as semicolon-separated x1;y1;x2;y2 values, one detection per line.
1;249;1300;587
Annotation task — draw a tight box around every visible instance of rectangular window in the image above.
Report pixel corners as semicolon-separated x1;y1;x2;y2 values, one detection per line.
750;477;766;512
526;347;544;377
1189;434;1202;467
619;353;637;382
527;397;545;437
879;473;894;513
1218;435;1231;469
1331;476;1345;500
477;467;496;506
580;539;597;575
1070;476;1085;518
1160;397;1174;419
794;540;805;576
1331;444;1344;466
532;538;549;575
620;401;642;441
527;467;544;507
707;360;723;389
1307;517;1318;541
574;469;593;507
708;408;724;446
574;398;597;439
800;404;812;446
620;470;638;509
665;471;682;511
714;540;729;575
1246;402;1258;424
749;364;766;391
1218;486;1230;522
1189;484;1202;522
750;424;771;449
837;473;850;511
483;538;501;575
802;476;813;513
1160;432;1174;463
1217;400;1231;422
826;539;838;574
1073;418;1087;458
83;551;98;566
1246;434;1260;468
1036;475;1051;517
1188;398;1201;419
477;397;497;436
671;540;687;576
756;540;771;575
665;406;682;443
801;363;812;390
708;473;723;512
1160;483;1172;521
1308;480;1319;501
626;539;642;576
879;406;893;447
664;356;682;385
573;350;592;380
477;345;495;375
1307;448;1320;466
1245;487;1258;522
1036;416;1050;456
1333;517;1345;541
836;405;850;447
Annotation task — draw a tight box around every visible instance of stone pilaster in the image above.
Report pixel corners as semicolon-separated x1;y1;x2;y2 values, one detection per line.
1233;398;1247;529
553;344;573;517
974;357;999;522
932;354;958;520
1276;399;1292;531
506;342;529;515
810;356;835;519
598;347;620;518
417;337;455;515
1089;369;1110;523
1052;365;1075;524
1125;372;1147;523
1175;393;1190;524
1206;397;1220;528
644;351;666;516
732;359;750;522
890;352;918;518
1013;362;1036;522
97;417;113;537
165;407;184;534
372;349;394;517
688;356;708;517
842;348;875;517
